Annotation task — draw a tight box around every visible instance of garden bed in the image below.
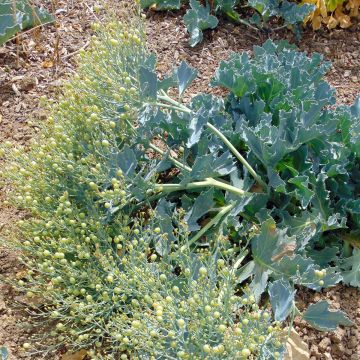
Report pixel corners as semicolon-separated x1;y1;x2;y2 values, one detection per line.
0;1;359;359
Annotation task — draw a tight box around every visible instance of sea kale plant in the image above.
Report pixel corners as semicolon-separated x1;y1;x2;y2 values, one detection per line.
0;8;358;360
120;38;359;329
140;0;315;46
0;14;284;360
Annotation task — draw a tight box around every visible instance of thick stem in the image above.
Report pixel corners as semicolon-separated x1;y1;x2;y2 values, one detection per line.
343;241;352;258
206;122;267;190
155;177;251;197
155;102;189;113
154;93;267;189
223;10;258;31
158;93;191;113
187;203;235;246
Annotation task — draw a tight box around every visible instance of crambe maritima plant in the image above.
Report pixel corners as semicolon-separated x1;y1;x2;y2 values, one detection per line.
127;39;359;328
140;0;315;46
0;11;285;360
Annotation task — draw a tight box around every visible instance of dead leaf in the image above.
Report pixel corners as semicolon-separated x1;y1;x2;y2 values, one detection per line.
271;243;296;262
312;14;322;30
284;328;310;360
61;349;87;360
42;60;54;68
16;270;27;279
250;182;263;193
318;0;328;18
327;16;339;29
335;8;352;28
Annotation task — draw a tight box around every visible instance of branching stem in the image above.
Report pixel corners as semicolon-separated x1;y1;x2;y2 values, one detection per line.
205;123;267;190
187;203;235;246
154;177;251;197
154;93;267;189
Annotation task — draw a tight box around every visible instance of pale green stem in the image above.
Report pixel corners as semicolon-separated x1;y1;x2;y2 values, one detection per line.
205;122;267;189
155;102;189;113
154;177;251;198
158;92;190;112
155;94;267;189
187;203;235;246
148;143;192;172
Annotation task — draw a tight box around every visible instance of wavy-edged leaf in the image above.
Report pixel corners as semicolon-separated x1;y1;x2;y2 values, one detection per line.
180;151;236;184
155;199;176;255
140;0;181;10
341;248;360;287
303;300;353;331
175;61;198;96
279;1;315;25
184;0;218;47
268;279;295;321
0;1;53;45
139;66;158;100
0;347;8;360
184;188;214;231
116;145;138;178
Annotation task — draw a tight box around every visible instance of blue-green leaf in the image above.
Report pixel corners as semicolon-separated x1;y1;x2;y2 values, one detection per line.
139;66;158;100
140;0;181;10
116;145;138;178
175;61;198;96
278;1;315;25
303;301;353;331
0;347;8;360
155;199;176;255
268;279;295;321
0;1;53;45
185;188;214;231
183;0;218;47
341;248;360;287
181;151;236;184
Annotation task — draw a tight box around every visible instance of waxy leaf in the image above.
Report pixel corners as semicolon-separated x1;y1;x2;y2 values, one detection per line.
268;279;295;321
341;248;360;287
0;0;53;45
184;0;218;47
140;0;181;10
185;188;214;231
303;301;353;331
116;145;138;178
139;66;158;100
180;151;236;184
279;1;315;25
175;61;198;96
155;199;176;255
214;0;239;12
0;347;8;360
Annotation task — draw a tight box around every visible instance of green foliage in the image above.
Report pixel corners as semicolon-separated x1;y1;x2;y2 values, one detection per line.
247;0;314;23
0;0;53;45
1;13;358;358
0;17;284;359
341;248;360;287
0;347;8;360
303;301;353;331
183;0;219;47
118;39;359;327
268;279;295;322
140;0;315;46
140;0;181;10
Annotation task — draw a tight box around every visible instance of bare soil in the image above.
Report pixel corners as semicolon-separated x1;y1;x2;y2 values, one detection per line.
0;2;359;359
